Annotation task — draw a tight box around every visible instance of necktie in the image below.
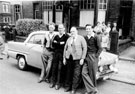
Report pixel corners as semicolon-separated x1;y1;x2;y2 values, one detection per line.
72;37;76;53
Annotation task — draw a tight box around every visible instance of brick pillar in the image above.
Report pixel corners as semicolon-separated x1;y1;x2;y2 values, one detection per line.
131;0;135;40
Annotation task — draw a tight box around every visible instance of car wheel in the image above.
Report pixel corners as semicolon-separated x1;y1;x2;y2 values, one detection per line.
17;56;27;70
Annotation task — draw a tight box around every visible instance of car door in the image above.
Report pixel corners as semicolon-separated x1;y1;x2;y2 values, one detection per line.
26;33;45;69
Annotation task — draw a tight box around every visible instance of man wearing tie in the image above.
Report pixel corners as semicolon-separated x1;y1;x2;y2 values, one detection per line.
63;27;87;94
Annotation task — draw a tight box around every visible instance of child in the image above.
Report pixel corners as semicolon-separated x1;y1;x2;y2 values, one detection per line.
101;32;109;51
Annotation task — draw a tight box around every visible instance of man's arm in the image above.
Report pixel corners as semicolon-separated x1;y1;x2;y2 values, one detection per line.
96;35;102;57
81;36;87;59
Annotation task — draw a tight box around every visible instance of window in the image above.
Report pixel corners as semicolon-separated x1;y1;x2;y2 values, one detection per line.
80;0;95;10
3;3;10;13
99;0;107;10
15;5;21;13
3;17;11;23
56;5;63;11
42;1;53;10
28;34;45;45
14;5;21;21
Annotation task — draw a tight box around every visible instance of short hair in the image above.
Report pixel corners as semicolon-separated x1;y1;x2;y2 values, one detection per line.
85;24;92;28
70;26;78;32
58;24;64;28
49;22;55;26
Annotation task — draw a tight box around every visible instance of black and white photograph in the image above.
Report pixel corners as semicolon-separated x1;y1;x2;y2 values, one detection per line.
0;0;135;94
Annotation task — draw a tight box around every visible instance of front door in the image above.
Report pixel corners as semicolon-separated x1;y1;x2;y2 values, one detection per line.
118;0;133;38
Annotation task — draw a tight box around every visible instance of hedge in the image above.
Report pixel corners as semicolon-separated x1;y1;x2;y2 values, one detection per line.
16;19;47;36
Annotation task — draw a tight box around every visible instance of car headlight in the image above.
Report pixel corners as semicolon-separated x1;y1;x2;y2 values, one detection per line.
109;65;114;71
109;64;118;73
99;66;103;72
115;58;119;63
96;72;100;79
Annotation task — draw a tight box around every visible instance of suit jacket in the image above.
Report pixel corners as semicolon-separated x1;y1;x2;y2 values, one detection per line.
63;35;87;60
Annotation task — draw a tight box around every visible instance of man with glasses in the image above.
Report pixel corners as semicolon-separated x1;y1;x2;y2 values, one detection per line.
63;27;87;94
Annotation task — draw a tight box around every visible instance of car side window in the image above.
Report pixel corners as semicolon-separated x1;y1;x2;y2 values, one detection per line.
28;34;45;45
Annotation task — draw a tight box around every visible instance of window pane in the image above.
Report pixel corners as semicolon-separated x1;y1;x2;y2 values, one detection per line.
28;35;35;44
88;4;90;9
100;0;103;3
80;0;84;9
91;4;94;9
99;4;102;9
103;4;106;9
34;35;44;45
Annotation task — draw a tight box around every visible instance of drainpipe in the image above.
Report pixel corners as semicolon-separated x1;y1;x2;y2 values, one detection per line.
52;1;56;23
94;0;98;26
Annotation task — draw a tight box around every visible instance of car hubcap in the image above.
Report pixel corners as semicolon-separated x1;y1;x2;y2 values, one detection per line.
19;58;25;69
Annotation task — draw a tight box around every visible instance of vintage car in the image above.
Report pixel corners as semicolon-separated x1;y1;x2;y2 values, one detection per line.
7;31;118;80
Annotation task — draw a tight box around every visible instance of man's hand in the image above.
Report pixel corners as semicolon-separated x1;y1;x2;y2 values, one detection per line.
60;42;65;45
63;58;66;65
80;59;84;65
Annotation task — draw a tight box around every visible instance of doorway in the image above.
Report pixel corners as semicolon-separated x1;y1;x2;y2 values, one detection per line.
118;0;133;38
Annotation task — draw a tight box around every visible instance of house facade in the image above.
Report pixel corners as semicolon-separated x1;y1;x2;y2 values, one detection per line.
0;1;12;24
9;0;135;39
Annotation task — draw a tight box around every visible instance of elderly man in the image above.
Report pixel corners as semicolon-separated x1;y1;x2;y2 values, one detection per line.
38;23;56;83
82;24;102;94
49;24;69;90
63;27;87;94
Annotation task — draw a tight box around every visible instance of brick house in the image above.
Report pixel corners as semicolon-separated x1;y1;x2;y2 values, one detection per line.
9;0;135;39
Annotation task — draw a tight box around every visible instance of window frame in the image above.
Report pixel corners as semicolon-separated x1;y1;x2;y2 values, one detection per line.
98;0;107;10
80;0;95;10
3;17;11;23
2;3;10;13
27;34;45;45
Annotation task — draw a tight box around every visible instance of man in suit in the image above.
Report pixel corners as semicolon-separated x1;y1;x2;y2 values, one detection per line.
49;24;69;90
63;27;87;94
38;22;56;83
82;24;102;94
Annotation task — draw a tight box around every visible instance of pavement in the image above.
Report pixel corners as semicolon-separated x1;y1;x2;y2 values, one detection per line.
110;46;135;85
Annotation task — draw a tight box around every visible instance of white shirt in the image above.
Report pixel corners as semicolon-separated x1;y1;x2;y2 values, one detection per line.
87;32;95;39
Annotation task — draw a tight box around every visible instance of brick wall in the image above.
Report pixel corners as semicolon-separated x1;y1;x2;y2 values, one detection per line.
22;1;33;19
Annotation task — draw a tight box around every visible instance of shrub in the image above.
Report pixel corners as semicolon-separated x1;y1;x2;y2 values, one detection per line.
16;19;47;36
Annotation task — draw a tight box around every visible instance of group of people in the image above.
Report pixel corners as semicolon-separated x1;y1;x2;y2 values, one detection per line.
38;22;102;94
3;25;17;42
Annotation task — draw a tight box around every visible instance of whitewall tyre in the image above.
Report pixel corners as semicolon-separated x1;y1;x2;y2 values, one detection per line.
18;56;27;70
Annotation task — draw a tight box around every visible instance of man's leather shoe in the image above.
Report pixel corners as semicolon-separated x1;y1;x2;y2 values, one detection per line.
38;79;44;83
49;83;55;88
85;92;91;94
71;90;75;94
55;85;60;90
64;87;70;92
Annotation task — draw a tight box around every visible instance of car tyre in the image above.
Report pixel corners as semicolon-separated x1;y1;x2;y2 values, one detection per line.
17;56;27;70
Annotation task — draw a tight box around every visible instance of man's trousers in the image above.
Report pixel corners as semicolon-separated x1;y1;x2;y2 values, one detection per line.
65;55;82;90
40;48;53;80
82;53;98;93
50;50;63;85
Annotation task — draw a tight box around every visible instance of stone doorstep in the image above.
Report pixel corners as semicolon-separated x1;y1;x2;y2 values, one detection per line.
110;74;135;85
